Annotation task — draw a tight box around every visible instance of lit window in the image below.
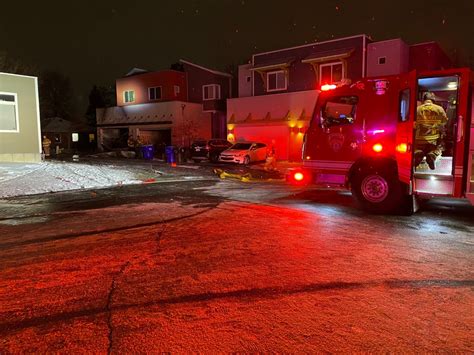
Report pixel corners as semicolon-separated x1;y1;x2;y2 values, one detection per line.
0;93;19;132
203;84;221;100
319;62;344;85
174;85;180;96
149;87;162;101
124;90;135;103
72;133;79;142
267;70;287;92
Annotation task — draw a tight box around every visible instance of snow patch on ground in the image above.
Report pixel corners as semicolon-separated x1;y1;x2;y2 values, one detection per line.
0;161;142;198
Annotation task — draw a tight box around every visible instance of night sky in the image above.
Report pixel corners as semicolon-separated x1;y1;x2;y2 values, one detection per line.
2;0;473;112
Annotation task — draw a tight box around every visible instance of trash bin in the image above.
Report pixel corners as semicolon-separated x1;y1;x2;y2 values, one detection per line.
165;146;175;163
142;145;154;160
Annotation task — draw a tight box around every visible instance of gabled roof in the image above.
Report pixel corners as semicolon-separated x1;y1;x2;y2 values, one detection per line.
179;59;233;78
42;117;93;133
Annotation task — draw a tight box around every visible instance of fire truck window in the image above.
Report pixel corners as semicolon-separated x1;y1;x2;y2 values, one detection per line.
321;96;358;127
399;89;410;122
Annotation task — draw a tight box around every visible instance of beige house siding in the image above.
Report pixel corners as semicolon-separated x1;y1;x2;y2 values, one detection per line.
0;73;42;162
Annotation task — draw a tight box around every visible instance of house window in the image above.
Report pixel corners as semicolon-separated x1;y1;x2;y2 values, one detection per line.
174;85;180;96
319;62;344;85
378;56;387;65
148;87;162;101
0;92;19;132
246;76;251;83
267;70;287;92
124;90;135;103
203;84;221;100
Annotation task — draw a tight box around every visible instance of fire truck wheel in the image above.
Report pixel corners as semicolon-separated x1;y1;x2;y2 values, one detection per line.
351;169;403;214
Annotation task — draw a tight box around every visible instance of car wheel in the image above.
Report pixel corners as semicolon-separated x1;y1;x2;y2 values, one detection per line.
351;167;404;214
243;156;250;165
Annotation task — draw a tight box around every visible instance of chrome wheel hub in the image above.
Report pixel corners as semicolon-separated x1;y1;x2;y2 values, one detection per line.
361;175;389;203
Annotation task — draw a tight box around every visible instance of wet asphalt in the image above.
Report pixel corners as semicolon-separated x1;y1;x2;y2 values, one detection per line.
0;158;473;352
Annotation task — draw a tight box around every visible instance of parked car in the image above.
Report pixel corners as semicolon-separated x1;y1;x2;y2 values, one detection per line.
191;139;233;163
219;142;267;165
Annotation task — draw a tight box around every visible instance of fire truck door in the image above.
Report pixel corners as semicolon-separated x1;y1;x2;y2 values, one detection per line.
450;68;471;197
395;70;417;186
305;95;361;185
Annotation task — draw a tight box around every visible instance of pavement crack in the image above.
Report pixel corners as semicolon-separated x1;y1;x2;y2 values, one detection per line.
106;261;130;355
1;278;472;336
155;225;166;255
0;207;215;249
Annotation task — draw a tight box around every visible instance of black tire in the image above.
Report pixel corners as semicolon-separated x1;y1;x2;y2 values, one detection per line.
351;167;404;214
243;156;250;165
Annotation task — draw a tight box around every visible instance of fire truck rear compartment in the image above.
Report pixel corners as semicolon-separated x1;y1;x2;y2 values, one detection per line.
414;156;453;196
413;75;459;197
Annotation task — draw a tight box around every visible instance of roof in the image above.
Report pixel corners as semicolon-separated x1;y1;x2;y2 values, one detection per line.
301;48;355;63
42;117;93;133
125;68;149;77
179;59;233;78
250;57;295;72
0;72;38;79
252;34;370;59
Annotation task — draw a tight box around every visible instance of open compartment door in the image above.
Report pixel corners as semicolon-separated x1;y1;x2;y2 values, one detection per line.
395;70;417;187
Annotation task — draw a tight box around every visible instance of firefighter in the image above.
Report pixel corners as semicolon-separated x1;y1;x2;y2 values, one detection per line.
264;140;277;171
42;136;52;157
135;135;143;158
414;92;448;170
127;135;135;151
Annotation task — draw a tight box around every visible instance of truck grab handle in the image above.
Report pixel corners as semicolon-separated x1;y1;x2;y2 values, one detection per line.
457;115;464;143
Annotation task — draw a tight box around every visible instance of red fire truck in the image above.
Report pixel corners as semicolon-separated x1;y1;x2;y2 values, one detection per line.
288;68;473;214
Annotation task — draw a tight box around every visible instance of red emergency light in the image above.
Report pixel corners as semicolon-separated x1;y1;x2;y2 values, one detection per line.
287;169;311;185
372;143;383;153
396;143;408;153
321;84;337;91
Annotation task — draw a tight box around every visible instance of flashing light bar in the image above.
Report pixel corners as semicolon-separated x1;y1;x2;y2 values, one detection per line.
321;84;337;91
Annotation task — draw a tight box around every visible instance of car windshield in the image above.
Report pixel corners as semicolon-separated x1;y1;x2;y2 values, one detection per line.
231;143;252;150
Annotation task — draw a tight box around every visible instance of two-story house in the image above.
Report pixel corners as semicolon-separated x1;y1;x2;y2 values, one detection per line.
228;35;452;161
0;72;42;163
96;59;232;150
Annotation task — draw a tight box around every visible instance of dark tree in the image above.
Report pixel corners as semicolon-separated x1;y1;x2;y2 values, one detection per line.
39;71;75;120
0;51;38;76
85;85;116;127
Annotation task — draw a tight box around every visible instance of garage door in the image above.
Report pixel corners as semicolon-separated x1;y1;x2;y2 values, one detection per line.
235;125;289;160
